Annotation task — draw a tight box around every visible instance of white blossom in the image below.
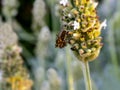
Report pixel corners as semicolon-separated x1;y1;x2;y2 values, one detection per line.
68;14;72;17
93;2;98;8
90;0;98;8
60;0;68;6
101;19;107;29
72;21;80;30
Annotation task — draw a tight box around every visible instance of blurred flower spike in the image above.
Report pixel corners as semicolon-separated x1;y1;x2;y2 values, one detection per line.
0;23;33;90
56;0;106;62
7;76;33;90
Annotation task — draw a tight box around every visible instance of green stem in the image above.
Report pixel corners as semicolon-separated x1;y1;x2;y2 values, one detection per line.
66;47;74;90
81;61;92;90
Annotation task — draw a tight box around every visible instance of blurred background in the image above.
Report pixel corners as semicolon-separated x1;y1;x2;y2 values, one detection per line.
0;0;120;90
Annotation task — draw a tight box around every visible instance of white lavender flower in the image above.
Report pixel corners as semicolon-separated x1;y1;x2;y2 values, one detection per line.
40;81;50;90
47;68;62;90
32;0;46;30
2;0;19;18
33;67;45;90
35;26;51;59
38;26;51;43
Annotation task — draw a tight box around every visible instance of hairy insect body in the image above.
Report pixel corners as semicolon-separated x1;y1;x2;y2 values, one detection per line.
55;30;69;48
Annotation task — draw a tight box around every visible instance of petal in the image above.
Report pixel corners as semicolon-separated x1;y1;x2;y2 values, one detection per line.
101;19;107;29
